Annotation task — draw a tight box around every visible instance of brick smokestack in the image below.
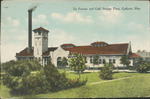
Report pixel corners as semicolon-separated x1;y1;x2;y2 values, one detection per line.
28;6;37;53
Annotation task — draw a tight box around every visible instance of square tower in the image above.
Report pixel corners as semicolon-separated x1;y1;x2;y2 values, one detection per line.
33;27;49;58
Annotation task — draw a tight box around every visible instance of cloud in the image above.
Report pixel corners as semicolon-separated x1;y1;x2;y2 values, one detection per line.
126;34;150;52
99;6;123;24
1;29;30;63
33;14;49;24
1;43;25;63
51;12;93;23
126;22;146;33
7;17;20;26
49;29;74;47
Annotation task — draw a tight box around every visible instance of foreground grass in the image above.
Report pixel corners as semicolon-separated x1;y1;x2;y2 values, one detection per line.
66;72;139;84
1;73;150;98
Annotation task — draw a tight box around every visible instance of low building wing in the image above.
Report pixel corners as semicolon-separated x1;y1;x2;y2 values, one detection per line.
16;47;34;57
130;53;141;58
16;47;58;57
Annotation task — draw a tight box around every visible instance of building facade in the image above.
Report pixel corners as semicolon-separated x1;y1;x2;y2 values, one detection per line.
16;27;140;67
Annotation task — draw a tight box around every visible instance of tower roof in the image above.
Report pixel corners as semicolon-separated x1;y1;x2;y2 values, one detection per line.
91;41;108;45
33;27;49;32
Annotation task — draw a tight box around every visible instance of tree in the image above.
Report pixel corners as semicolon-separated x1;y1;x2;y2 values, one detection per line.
1;60;16;72
142;50;146;52
136;58;150;73
69;53;87;79
2;60;32;95
99;63;115;80
120;54;131;68
93;53;99;71
61;57;68;68
137;50;141;53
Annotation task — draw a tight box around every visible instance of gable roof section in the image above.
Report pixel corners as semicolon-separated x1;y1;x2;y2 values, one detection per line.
63;43;128;55
42;47;58;56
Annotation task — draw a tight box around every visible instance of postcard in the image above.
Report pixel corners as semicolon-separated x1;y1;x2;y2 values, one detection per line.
1;0;150;98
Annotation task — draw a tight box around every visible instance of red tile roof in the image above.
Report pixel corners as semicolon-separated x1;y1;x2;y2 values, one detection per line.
16;47;34;57
16;47;57;57
33;27;49;32
16;43;129;57
64;43;128;55
91;41;107;45
42;47;58;56
61;43;75;46
130;53;141;58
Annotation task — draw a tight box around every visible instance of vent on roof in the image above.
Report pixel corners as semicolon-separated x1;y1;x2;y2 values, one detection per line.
91;41;108;47
61;43;76;48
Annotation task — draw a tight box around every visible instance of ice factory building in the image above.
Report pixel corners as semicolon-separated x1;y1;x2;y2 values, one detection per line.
16;8;140;68
16;26;140;67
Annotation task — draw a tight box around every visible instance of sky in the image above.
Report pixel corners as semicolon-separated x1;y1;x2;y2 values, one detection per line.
1;0;150;63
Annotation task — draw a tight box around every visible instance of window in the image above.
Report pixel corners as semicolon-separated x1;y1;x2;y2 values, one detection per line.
38;32;41;35
35;41;37;46
99;59;102;64
90;56;93;63
44;58;47;66
109;59;112;63
37;49;39;55
57;57;62;67
103;59;105;64
113;59;116;64
35;58;37;60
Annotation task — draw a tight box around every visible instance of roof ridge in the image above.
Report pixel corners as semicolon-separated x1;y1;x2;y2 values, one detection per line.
109;43;128;45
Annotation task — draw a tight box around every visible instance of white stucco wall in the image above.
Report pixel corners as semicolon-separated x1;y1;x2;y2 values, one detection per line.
42;33;48;53
51;46;69;67
34;31;48;59
50;51;134;67
85;55;133;68
34;36;42;58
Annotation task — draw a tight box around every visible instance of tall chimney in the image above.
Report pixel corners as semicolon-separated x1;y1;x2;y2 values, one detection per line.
28;10;32;53
27;5;37;53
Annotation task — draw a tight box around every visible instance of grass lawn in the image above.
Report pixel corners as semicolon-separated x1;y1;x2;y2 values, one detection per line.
1;72;150;98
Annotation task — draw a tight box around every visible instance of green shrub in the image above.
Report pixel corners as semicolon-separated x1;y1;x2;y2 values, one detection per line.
136;59;150;73
2;60;87;95
99;63;114;80
2;60;44;95
43;61;87;91
20;69;50;94
2;59;42;73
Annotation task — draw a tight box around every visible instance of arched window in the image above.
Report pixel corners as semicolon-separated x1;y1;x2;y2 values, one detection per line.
57;57;62;67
